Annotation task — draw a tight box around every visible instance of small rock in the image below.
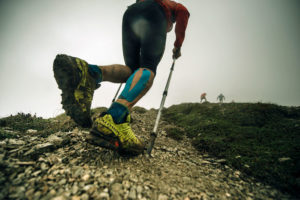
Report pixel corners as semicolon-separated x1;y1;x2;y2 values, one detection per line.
81;193;89;200
181;188;188;194
111;183;123;198
38;157;47;162
34;143;54;154
8;139;25;146
206;191;214;197
177;150;185;156
72;128;80;134
12;176;23;185
158;194;168;200
122;180;131;189
111;194;122;200
136;185;143;194
70;158;79;165
53;195;67;200
30;136;38;141
160;130;167;136
234;170;241;177
128;187;137;199
0;140;6;147
40;162;49;171
3;127;13;130
72;184;79;194
111;183;123;192
33;191;42;200
103;188;109;193
72;196;81;200
16;161;36;166
25;188;35;199
200;160;211;164
26;129;38;134
83;185;93;192
59;179;67;185
48;155;62;165
47;134;63;146
199;193;208;200
182;176;190;183
12;186;26;199
49;189;56;196
170;187;177;194
278;157;291;162
130;176;138;183
82;174;90;182
32;170;41;177
98;192;109;199
216;159;226;164
73;167;83;178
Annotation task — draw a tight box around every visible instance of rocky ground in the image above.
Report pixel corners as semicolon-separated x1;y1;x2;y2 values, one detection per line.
0;109;296;200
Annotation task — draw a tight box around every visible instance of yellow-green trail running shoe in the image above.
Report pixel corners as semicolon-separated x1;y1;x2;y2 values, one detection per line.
90;113;145;156
53;54;100;128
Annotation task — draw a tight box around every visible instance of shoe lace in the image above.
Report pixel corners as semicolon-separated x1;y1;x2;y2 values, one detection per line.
101;114;140;145
120;123;139;143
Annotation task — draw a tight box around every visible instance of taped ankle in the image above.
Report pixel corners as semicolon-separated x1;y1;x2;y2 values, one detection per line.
107;102;129;124
119;69;151;102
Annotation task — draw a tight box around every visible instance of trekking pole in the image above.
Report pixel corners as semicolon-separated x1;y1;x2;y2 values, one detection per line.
112;84;123;103
147;58;176;156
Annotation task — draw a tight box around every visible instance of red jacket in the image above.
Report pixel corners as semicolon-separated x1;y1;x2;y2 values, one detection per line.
137;0;190;48
155;0;190;48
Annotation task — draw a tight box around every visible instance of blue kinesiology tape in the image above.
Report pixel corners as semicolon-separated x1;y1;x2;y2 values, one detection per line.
120;69;151;102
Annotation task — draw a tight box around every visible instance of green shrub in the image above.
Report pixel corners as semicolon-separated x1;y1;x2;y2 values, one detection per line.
163;102;300;196
165;126;185;140
0;112;77;137
0;128;17;140
132;106;147;114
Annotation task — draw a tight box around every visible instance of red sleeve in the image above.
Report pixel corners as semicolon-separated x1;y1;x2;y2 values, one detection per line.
174;4;190;48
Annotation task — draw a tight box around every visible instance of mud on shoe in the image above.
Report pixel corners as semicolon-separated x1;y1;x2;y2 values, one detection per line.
53;54;100;128
90;113;145;156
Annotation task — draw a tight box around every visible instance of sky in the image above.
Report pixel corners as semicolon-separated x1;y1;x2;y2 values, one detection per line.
0;0;299;118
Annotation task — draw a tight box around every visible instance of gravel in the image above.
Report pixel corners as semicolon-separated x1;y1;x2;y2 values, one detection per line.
0;109;295;200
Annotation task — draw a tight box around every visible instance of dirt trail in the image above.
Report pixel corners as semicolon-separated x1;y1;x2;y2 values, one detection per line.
0;109;294;199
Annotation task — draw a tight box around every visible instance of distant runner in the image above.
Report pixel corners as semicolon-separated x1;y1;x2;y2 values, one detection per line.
217;93;225;103
200;93;207;103
53;0;190;155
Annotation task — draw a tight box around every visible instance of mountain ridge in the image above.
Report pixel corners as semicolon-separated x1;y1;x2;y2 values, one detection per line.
0;102;299;199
